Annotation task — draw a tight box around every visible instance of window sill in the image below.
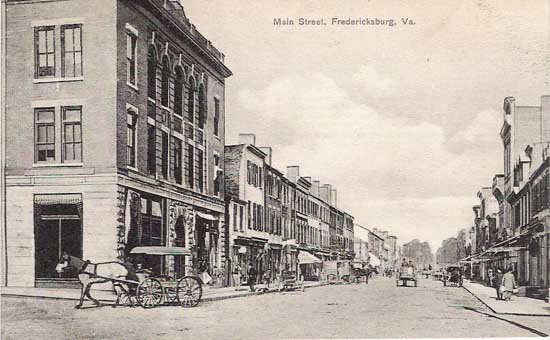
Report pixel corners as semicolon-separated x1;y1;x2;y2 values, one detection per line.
127;165;139;172
33;162;83;168
33;77;84;84
127;82;139;91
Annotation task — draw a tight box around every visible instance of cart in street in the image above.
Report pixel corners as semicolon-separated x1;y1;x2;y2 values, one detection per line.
396;265;417;287
116;246;203;308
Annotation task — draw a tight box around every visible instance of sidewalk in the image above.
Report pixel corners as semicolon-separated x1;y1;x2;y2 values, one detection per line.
1;281;328;304
462;280;550;316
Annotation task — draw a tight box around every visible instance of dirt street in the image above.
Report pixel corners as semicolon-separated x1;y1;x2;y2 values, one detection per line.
1;277;543;339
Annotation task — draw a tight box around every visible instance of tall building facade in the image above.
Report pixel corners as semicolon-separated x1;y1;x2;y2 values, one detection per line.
4;0;231;287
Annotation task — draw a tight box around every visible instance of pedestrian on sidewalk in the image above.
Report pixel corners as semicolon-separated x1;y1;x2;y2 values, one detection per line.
232;263;242;291
494;268;503;300
247;263;257;292
501;265;517;302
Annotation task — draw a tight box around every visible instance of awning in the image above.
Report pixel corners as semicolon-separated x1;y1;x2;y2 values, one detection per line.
298;251;322;264
486;246;525;253
368;252;381;267
34;194;82;205
196;211;217;221
130;246;191;256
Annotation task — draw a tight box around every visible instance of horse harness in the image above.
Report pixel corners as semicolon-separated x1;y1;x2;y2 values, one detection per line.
77;260;99;277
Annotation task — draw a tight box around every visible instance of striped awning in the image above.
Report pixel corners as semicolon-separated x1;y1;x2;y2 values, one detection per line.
34;194;81;205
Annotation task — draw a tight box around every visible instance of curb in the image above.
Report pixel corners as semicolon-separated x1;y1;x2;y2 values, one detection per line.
1;282;329;305
462;285;550;317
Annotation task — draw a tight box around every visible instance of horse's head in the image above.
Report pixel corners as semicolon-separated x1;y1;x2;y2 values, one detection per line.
56;252;71;273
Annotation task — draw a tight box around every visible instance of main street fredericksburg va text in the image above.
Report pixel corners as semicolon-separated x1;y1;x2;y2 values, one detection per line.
273;17;417;27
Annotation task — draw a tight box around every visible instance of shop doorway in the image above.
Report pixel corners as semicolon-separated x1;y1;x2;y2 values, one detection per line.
34;194;83;281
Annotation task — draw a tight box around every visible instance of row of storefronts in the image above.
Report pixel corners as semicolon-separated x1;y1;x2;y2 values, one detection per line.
464;96;550;297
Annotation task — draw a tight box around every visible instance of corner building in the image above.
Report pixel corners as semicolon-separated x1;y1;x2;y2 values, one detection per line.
4;0;231;287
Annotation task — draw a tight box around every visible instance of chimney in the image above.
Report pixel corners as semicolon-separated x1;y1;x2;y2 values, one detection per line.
286;166;299;183
312;180;320;197
331;189;337;208
259;147;272;166
320;184;332;204
238;133;256;146
541;95;550;142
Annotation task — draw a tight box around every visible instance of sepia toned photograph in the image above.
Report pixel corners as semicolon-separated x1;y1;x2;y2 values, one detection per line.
0;0;549;339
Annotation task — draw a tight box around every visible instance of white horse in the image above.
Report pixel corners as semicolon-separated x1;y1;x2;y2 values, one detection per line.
56;253;135;308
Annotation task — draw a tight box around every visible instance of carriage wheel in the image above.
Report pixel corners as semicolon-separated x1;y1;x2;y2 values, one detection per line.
176;276;202;307
137;278;163;309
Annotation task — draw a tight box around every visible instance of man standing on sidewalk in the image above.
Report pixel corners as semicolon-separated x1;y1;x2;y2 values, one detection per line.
501;265;517;301
247;263;257;292
495;268;504;300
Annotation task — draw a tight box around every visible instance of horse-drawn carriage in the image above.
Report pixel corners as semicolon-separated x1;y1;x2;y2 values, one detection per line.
56;246;203;309
396;265;417;287
443;265;463;287
277;270;305;292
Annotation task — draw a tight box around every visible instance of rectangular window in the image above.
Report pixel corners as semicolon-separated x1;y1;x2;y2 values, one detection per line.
147;125;156;176
127;111;137;167
247;201;251;229
239;206;244;232
161;131;168;179
62;107;82;162
214;98;220;137
174;138;182;184
61;24;83;78
214;154;221;195
233;204;238;232
35;26;56;78
187;144;194;188
126;32;137;86
35;108;56;162
197;149;204;192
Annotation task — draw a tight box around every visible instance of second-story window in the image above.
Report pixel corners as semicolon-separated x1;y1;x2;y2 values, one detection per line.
126;31;137;87
161;56;170;107
161;130;168;179
147;124;156;176
174;138;182;185
186;144;194;188
197;149;204;192
62;107;82;162
35;26;56;78
214;98;220;137
35;108;56;162
126;109;137;168
61;24;83;78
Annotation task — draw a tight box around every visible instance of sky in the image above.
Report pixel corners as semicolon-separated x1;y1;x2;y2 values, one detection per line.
184;0;550;251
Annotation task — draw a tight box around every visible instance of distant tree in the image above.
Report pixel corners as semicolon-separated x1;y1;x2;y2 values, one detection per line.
401;239;435;267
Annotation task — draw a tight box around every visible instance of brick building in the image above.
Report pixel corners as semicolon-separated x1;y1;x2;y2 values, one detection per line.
3;0;231;287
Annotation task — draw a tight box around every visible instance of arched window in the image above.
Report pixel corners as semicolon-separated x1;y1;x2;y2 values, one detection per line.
174;67;184;117
161;56;170;107
187;78;195;122
198;84;206;129
147;46;157;100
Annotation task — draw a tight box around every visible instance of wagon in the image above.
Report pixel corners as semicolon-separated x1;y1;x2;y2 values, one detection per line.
117;246;203;308
396;265;417;287
324;260;354;284
277;270;304;292
443;265;462;287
